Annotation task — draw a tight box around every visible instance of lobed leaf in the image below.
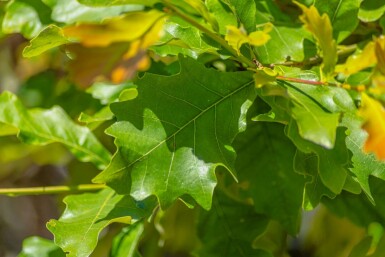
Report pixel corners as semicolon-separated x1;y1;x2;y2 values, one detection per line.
196;190;271;257
0;91;111;169
93;57;256;210
47;188;156;257
295;2;337;79
235;120;305;234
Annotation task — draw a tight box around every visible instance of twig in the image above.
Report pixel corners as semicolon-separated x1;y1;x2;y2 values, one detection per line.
0;184;107;196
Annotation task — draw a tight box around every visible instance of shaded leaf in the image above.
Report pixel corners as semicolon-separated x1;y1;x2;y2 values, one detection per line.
235;120;305;234
110;222;144;257
47;188;156;257
18;237;65;257
287;121;348;205
93;57;256;210
295;2;337;79
196;190;271;257
224;0;257;33
206;0;237;35
0;91;111;169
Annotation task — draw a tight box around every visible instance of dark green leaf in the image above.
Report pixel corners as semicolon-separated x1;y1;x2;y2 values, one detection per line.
235;120;305;234
93;57;256;210
358;0;385;22
196;190;271;257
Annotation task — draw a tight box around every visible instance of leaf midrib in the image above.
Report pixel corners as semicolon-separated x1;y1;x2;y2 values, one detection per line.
112;79;254;174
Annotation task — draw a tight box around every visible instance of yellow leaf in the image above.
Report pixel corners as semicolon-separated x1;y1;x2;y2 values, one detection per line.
225;23;271;55
375;35;385;75
253;67;277;88
335;42;376;75
295;2;337;80
359;93;385;160
63;10;165;47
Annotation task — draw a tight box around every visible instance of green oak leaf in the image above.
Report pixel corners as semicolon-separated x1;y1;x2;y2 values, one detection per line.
196;190;271;257
23;25;69;58
86;82;137;105
254;26;316;64
206;0;237;35
314;0;361;42
18;237;65;257
294;150;337;210
153;17;218;58
110;222;144;257
93;57;256;210
47;188;156;257
44;0;143;24
0;91;111;169
2;0;51;38
286;121;349;196
341;113;385;203
235;120;306;234
358;0;385;22
225;0;256;33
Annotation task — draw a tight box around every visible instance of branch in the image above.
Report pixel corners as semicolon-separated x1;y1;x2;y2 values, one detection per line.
0;184;107;196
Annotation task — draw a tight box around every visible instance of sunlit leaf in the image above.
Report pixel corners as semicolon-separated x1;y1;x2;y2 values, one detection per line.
77;0;159;7
93;57;256;210
47;188;156;257
358;0;385;22
23;25;69;58
45;0;143;24
295;1;337;79
0;91;111;169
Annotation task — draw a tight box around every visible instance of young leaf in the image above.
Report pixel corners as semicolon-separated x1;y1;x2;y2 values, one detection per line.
224;0;257;33
62;10;165;47
47;188;156;257
0;91;111;169
93;57;256;210
295;2;337;79
225;24;271;55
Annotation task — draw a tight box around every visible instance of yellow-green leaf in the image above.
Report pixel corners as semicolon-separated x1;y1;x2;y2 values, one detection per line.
63;10;165;47
225;24;271;55
295;2;337;80
23;25;69;58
